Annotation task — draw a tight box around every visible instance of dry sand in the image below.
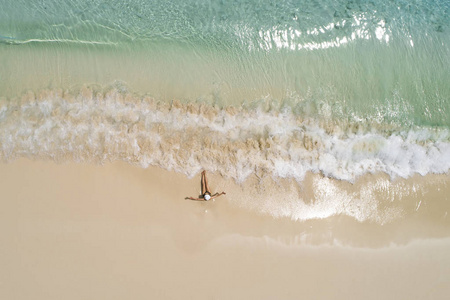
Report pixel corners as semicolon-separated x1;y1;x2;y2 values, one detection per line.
1;159;450;299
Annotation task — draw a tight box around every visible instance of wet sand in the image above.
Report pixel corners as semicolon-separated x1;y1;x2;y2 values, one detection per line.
1;159;450;299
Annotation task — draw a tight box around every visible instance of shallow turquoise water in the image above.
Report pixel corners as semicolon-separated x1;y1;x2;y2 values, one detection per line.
1;0;449;126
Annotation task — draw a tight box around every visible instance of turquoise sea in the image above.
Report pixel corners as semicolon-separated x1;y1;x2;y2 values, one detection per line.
1;0;449;221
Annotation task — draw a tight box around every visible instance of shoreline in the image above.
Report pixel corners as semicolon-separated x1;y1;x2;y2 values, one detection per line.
1;159;450;299
1;158;449;246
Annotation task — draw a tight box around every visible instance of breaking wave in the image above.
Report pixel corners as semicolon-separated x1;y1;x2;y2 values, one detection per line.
1;87;449;184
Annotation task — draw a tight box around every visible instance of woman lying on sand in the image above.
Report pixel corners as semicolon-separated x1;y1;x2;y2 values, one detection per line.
185;171;226;201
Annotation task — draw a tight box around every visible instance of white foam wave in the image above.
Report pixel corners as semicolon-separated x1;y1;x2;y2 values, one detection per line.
0;88;449;183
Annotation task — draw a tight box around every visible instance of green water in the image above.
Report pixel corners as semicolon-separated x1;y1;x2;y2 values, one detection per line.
1;0;449;127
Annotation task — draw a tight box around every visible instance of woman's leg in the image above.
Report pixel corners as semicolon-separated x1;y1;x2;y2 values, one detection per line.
201;171;206;194
204;171;211;194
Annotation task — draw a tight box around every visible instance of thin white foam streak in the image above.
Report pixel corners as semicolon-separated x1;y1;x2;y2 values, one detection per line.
0;88;449;185
0;38;118;46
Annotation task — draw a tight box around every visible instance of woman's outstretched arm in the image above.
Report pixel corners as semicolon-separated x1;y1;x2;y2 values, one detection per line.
185;196;204;201
210;192;226;200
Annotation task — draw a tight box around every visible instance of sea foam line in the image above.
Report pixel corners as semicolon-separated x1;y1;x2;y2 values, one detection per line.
0;88;449;183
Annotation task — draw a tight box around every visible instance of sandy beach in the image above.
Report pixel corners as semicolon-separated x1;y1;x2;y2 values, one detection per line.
1;159;449;299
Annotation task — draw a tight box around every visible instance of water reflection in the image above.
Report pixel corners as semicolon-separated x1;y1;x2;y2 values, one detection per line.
253;13;393;51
